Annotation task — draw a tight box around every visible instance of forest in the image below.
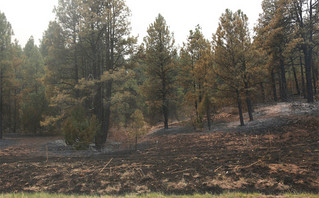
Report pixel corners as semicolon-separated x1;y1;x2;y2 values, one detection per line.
0;0;318;147
0;0;319;196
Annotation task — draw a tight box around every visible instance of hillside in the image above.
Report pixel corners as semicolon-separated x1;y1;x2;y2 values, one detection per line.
0;102;318;195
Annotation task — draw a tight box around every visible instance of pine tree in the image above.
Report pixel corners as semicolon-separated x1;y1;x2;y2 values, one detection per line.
179;25;214;130
55;0;81;88
78;0;136;146
42;0;135;146
143;14;177;130
213;9;256;126
255;0;293;102
0;11;13;139
255;0;319;102
20;37;48;134
8;41;24;134
290;0;318;102
41;21;72;130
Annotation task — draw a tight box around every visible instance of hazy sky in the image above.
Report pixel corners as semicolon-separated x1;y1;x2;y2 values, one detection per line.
0;0;263;48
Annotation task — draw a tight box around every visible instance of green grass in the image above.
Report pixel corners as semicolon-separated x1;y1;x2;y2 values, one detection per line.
1;193;319;198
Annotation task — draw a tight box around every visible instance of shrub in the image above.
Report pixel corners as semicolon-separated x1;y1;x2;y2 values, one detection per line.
63;105;99;150
128;109;149;150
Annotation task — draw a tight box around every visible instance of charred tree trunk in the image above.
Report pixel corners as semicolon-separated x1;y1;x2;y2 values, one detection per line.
236;89;244;126
246;97;253;121
291;59;300;96
206;98;211;130
279;57;288;102
312;64;317;95
193;77;199;125
271;69;278;102
244;81;253;121
91;34;105;148
13;89;17;133
302;0;314;103
300;55;306;98
304;47;314;102
260;82;266;103
103;80;112;142
74;46;79;98
94;83;105;147
163;77;169;130
163;99;169;130
198;83;203;124
135;134;138;151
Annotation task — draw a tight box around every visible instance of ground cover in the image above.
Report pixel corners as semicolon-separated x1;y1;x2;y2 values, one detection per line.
0;102;318;195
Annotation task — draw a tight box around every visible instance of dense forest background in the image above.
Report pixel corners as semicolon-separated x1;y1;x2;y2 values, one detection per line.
0;0;318;149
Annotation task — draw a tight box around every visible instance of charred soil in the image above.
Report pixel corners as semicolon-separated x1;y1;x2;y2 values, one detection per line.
0;102;319;195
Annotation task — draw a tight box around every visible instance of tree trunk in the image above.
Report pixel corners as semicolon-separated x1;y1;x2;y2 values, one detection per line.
34;123;37;134
198;83;203;124
104;80;112;140
194;100;199;125
279;57;288;102
304;47;314;102
13;89;17;133
291;60;300;96
236;89;244;126
260;82;265;103
162;69;169;130
271;69;278;102
244;81;253;121
300;55;306;98
206;100;211;130
246;97;253;121
8;89;11;132
74;38;79;98
135;134;138;151
163;99;169;130
312;65;317;95
303;0;314;103
96;83;103;125
193;80;200;125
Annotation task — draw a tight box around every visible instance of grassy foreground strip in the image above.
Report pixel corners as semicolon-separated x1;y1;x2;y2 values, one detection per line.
1;193;319;198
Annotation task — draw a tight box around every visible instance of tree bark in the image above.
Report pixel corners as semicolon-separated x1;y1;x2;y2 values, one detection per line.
260;82;265;103
291;60;300;95
162;77;169;130
312;64;317;95
206;100;211;130
13;89;17;133
304;47;314;102
271;69;278;102
301;0;314;103
300;55;306;98
279;57;288;102
162;66;169;130
135;134;138;151
73;33;79;98
236;89;245;126
246;97;253;121
244;81;253;121
163;101;169;130
103;80;112;142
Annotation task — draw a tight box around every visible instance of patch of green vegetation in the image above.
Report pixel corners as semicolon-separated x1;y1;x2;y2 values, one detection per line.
1;193;318;198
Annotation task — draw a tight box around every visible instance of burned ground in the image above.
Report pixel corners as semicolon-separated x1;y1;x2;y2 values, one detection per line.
0;102;318;195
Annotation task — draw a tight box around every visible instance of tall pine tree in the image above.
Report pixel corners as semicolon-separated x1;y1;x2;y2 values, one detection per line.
179;25;213;130
213;9;256;126
143;14;176;129
0;12;13;139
